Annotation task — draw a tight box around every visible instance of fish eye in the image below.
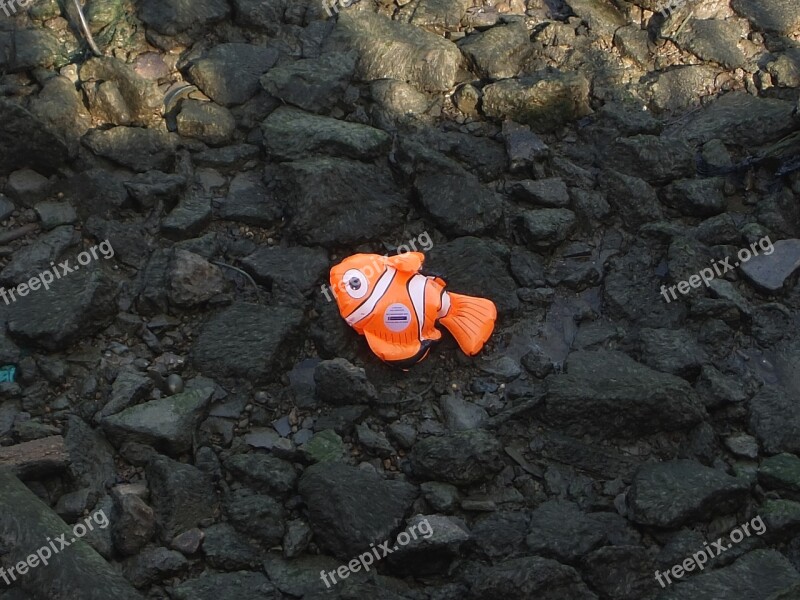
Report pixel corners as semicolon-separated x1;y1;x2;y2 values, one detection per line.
342;269;368;299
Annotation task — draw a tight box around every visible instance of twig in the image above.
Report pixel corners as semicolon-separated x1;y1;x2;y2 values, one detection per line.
211;261;261;302
72;0;102;56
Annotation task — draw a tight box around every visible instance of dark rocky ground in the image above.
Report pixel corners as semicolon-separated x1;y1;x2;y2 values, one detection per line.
0;0;800;598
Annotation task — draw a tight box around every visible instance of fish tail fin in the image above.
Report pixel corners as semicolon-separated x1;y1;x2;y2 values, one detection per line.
438;292;496;356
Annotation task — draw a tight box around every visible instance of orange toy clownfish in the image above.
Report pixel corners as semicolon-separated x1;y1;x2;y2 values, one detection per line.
329;252;497;368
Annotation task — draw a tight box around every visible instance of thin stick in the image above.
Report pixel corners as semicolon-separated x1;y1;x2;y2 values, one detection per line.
72;0;102;56
211;261;261;302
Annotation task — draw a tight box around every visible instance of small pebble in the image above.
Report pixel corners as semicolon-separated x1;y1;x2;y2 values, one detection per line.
166;373;184;394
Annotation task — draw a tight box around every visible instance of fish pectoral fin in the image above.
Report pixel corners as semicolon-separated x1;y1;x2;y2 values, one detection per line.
438;292;497;356
363;328;422;364
385;252;424;273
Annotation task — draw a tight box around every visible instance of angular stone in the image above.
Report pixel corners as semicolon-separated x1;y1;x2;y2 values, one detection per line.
176;100;236;146
83;127;177;172
749;385;800;455
627;460;750;527
186;43;279;106
193;303;304;381
262;106;390;161
542;350;706;437
0;99;69;176
241;246;328;298
411;429;504;485
101;387;214;455
138;0;230;35
470;556;598;599
739;239;800;292
298;461;417;560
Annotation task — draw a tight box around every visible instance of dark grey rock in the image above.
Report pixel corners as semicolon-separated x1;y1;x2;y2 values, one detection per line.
599;169;663;229
411;430;504;486
749;385;800;455
662;178;727;217
420;481;460;513
414;169;503;236
514;208;575;249
186;43;279;106
0;100;69;176
0;225;75;285
169;571;275;600
6;168;51;206
627;460;750;528
637;328;708;378
64;415;117;495
201;523;262;570
469;556;598;599
101;387;213;455
298;461;417;560
146;454;217;542
138;0;230;35
314;358;378;405
167;249;226;307
731;0;800;35
441;394;488;431
176;100;236;146
283;519;313;559
193;303;304;381
101;371;153;418
6;262;119;352
657;550;800;599
124;171;186;210
224;489;284;545
216;171;282;227
223;452;298;495
525;501;610;562
260;52;358;114
262;554;340;598
34;201;77;230
665;92;796;146
759;453;800;493
277;157;407;246
543;350;706;437
508;178;570;208
583;545;655;600
112;492;156;556
427;236;519;315
501;121;550;171
471;511;530;560
241;246;328;298
262;106;390;161
673;18;747;69
355;423;394;457
83;127;177;172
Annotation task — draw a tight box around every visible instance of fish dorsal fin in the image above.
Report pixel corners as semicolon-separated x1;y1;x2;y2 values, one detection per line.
385;252;424;273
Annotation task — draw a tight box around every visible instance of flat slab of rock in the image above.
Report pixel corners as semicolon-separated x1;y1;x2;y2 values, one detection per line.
658;550;800;599
101;387;214;455
0;469;144;600
241;245;328;297
298;462;417;560
739;239;800;292
411;429;504;485
262;106;391;161
542;350;706;437
627;460;750;527
192;302;304;380
0;435;67;477
83;127;177;172
276;157;407;246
